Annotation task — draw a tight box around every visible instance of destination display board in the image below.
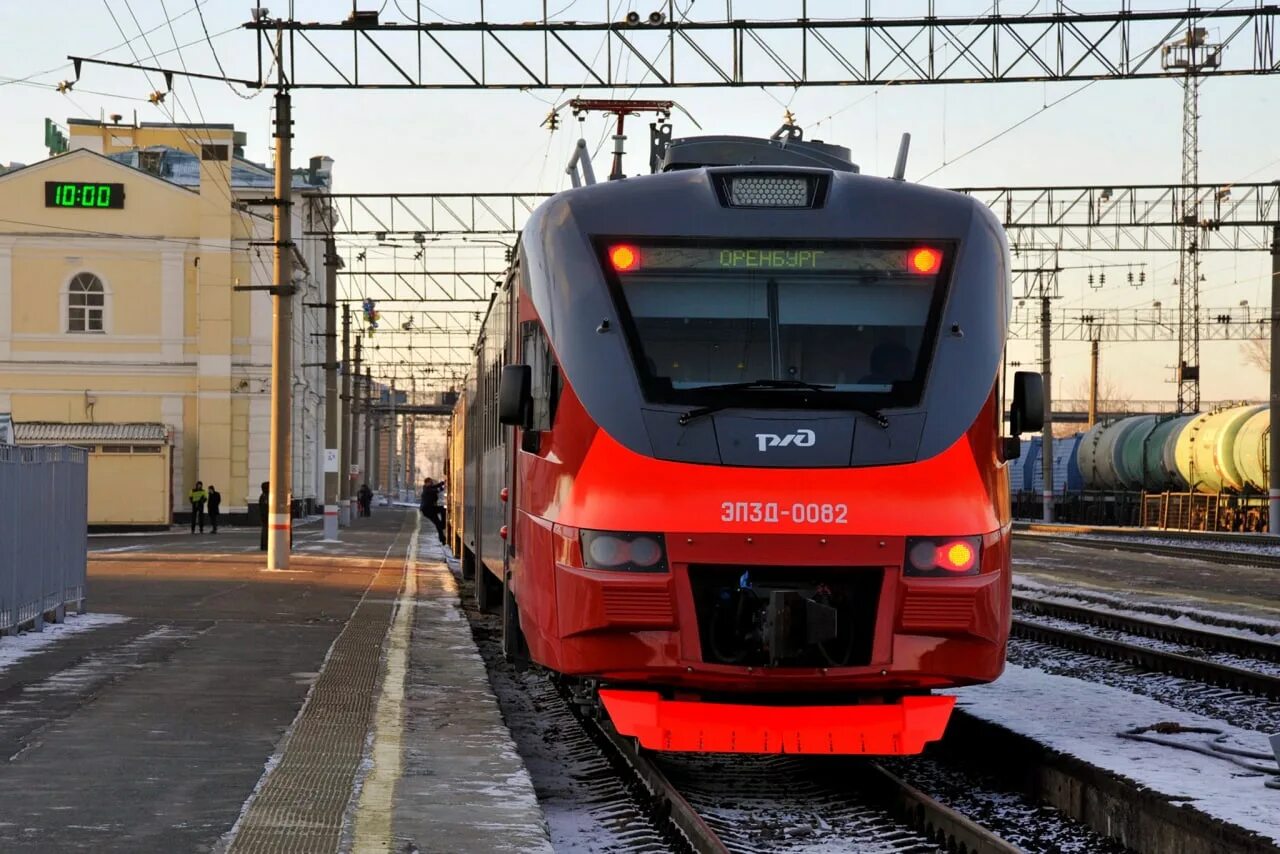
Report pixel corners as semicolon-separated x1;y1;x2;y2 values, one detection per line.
608;243;943;275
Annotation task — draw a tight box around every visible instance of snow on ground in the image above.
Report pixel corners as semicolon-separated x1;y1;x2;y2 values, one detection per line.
1013;575;1280;640
0;613;130;675
946;664;1280;844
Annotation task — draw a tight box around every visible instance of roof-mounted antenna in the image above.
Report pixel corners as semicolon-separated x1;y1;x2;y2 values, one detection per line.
566;138;597;188
892;132;911;181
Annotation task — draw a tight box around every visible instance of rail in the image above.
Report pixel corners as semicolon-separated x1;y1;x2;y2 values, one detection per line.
591;717;727;854
1013;595;1280;665
0;445;89;634
590;713;1021;854
1011;617;1280;701
1016;530;1280;570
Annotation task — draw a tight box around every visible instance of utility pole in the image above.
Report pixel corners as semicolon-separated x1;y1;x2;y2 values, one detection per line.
352;336;363;513
1163;27;1220;415
364;367;374;492
1269;224;1280;532
1040;283;1054;523
339;304;352;526
407;376;417;487
389;379;398;499
322;236;339;541
267;24;293;570
1087;338;1100;428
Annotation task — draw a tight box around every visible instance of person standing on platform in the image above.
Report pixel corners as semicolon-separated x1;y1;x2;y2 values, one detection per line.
258;481;269;551
358;483;373;517
206;485;222;534
420;477;445;540
188;481;207;534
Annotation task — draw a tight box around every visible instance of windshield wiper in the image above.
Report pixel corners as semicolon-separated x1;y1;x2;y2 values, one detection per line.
676;380;891;429
676;379;834;426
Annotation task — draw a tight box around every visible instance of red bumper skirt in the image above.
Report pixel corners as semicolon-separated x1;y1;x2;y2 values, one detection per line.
600;690;955;755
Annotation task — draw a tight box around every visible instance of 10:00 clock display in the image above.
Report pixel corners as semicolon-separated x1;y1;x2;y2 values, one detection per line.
44;182;126;209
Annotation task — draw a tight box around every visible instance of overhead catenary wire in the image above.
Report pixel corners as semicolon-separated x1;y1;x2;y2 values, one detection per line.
195;0;262;99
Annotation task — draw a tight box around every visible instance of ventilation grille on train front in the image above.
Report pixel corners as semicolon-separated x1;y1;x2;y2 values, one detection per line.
714;172;829;210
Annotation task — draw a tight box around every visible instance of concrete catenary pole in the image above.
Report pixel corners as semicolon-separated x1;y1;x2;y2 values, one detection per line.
389;379;398;499
364;368;374;492
1269;225;1280;531
352;336;363;512
339;305;352;525
1040;283;1054;523
322;237;339;540
1087;338;1099;429
267;25;293;570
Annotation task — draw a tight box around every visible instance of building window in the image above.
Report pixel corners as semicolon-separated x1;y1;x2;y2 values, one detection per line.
67;273;106;333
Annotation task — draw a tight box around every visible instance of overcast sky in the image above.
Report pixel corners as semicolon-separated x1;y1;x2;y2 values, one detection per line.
2;1;1277;405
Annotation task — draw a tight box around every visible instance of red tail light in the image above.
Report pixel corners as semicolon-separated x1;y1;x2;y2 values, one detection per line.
905;536;981;577
907;247;942;275
609;244;640;272
936;540;977;572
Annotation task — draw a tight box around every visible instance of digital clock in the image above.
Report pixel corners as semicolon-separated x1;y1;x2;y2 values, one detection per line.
44;182;125;209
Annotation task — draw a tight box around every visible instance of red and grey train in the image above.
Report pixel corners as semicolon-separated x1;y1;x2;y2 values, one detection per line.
446;131;1043;755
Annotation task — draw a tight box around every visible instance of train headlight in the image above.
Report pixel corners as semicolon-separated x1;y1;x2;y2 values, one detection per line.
720;174;816;208
904;536;981;577
580;530;669;572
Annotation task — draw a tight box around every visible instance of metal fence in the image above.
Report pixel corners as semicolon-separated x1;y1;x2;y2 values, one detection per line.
0;445;88;634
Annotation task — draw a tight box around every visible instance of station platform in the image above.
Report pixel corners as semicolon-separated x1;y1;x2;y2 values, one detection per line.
0;508;551;853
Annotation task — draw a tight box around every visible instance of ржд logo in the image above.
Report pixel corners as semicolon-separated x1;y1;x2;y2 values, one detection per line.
755;428;816;452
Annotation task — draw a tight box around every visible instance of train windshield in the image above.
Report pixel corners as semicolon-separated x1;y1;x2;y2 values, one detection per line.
602;241;949;408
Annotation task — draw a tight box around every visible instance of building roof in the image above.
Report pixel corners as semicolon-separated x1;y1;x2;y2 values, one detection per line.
15;422;168;444
106;146;331;191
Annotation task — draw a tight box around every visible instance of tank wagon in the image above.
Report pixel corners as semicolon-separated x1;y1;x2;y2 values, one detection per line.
446;128;1044;756
1011;404;1271;530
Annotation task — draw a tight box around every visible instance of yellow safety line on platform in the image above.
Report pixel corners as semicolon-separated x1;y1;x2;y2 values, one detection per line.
352;514;419;852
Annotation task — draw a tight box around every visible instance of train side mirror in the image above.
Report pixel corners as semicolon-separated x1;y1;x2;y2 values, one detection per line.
1002;437;1022;460
498;364;532;427
1010;371;1045;436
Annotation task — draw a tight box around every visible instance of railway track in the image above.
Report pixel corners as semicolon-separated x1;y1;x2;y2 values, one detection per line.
590;714;1023;854
1017;531;1280;568
1012;599;1280;701
1016;530;1280;569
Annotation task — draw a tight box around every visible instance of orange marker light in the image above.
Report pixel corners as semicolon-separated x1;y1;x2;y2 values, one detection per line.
610;244;640;272
936;540;976;572
907;247;942;275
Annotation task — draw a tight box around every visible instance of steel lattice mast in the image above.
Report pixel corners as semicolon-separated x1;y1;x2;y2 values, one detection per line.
1163;27;1221;414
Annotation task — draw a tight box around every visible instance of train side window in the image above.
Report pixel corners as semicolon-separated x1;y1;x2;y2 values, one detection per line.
521;321;554;433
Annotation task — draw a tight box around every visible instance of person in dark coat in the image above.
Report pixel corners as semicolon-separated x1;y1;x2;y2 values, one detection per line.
188;481;207;534
258;481;269;551
420;477;446;540
358;484;373;517
206;485;222;534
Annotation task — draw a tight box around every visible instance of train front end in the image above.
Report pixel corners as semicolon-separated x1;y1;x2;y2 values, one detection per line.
507;160;1022;755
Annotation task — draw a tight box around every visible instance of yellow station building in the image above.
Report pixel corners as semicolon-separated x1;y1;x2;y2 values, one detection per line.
0;118;340;526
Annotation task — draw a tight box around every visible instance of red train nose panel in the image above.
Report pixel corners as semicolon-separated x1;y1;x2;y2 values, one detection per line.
600;689;955;755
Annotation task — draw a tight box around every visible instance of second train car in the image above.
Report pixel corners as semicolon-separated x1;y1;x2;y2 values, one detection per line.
448;130;1043;755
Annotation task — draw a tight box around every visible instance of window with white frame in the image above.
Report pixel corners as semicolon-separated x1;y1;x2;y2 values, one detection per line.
67;273;105;333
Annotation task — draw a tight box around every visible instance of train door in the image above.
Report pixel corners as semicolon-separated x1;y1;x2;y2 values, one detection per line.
462;338;482;580
476;280;513;611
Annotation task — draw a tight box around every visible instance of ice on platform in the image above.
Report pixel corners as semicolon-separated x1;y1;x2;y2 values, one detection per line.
0;613;130;675
947;664;1280;844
